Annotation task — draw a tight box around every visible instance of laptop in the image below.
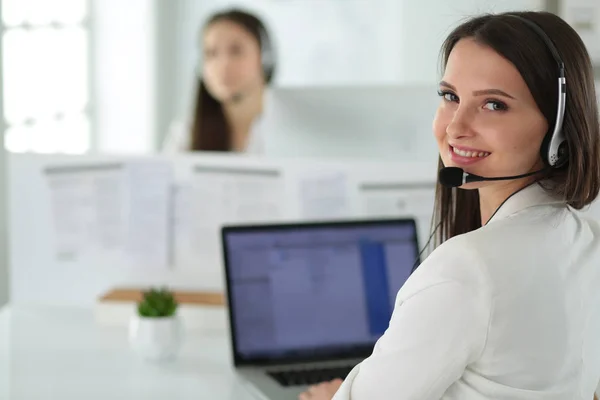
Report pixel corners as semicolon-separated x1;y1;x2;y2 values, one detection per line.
221;218;421;400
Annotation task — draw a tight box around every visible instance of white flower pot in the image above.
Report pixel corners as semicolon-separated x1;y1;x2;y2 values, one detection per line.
128;314;183;361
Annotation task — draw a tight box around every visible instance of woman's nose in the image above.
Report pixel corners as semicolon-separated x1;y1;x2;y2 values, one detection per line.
446;108;475;139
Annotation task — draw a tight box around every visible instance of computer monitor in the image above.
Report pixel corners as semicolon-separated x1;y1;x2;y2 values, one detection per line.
221;218;420;366
261;85;440;163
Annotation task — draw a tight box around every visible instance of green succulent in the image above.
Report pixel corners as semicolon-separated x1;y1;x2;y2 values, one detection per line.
137;287;178;318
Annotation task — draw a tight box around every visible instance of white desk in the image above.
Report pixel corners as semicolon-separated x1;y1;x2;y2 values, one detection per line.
0;306;258;399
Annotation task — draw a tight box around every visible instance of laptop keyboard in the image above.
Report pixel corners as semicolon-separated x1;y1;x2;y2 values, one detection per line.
267;365;355;387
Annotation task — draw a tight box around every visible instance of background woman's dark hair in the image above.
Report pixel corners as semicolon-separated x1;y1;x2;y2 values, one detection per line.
433;11;600;247
190;9;275;151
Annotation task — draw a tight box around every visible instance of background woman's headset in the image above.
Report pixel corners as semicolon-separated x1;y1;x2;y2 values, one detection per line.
257;23;276;84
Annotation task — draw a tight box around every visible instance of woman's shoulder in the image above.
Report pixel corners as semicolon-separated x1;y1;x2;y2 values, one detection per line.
416;220;529;281
389;233;493;327
397;231;493;310
401;233;492;301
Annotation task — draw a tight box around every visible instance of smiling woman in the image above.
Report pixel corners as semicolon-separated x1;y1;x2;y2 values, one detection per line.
299;10;600;400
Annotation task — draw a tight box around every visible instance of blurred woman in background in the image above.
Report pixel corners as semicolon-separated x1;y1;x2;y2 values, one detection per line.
163;8;276;153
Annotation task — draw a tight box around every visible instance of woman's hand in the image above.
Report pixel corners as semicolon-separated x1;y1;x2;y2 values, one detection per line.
298;379;343;400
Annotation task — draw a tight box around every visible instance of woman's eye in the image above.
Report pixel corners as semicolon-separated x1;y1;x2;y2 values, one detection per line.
437;90;458;103
204;49;218;59
230;44;244;56
483;101;508;111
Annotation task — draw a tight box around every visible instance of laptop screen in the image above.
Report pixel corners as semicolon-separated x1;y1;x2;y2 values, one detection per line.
221;219;420;366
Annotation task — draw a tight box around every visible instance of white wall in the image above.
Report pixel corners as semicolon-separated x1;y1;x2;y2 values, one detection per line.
399;0;545;82
156;0;545;146
560;0;600;65
91;0;157;154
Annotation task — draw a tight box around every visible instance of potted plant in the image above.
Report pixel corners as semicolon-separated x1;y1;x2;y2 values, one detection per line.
128;287;183;361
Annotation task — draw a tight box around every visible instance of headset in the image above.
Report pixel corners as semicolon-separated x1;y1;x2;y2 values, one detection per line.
257;23;276;84
509;14;568;169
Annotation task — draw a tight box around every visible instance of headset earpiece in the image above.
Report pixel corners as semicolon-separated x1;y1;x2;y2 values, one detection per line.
509;14;568;169
540;131;568;167
540;132;552;166
257;24;275;84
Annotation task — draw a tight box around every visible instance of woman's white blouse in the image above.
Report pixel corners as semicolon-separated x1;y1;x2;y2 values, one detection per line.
332;183;600;399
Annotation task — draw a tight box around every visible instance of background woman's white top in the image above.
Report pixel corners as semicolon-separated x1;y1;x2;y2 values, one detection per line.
332;183;600;399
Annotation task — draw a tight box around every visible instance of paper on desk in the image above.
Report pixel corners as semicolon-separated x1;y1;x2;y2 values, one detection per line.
46;164;126;262
123;161;173;269
297;170;350;219
45;161;174;268
174;165;285;269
